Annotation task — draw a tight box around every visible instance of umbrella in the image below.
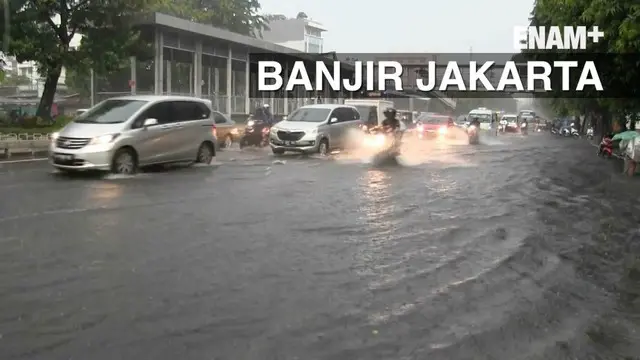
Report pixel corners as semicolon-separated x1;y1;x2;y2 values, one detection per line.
612;131;639;141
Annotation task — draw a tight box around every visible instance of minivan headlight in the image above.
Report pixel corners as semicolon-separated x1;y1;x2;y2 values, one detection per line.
50;132;59;140
89;133;119;145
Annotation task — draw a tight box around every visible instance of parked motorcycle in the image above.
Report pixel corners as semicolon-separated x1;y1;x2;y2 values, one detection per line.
598;135;613;157
586;128;594;140
571;126;580;138
239;119;270;148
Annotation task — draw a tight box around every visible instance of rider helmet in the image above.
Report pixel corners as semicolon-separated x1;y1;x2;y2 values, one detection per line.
383;107;397;118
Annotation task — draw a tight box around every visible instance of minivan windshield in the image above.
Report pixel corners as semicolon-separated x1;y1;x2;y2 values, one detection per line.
469;113;491;122
287;108;331;122
74;99;148;124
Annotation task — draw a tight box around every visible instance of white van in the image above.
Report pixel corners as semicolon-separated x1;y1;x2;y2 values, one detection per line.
468;107;498;134
344;99;405;130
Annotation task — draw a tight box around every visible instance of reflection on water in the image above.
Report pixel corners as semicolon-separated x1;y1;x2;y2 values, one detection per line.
87;183;124;206
352;169;398;281
357;169;395;231
84;183;125;229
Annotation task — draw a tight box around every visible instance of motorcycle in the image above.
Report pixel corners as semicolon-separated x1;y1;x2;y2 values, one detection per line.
467;124;480;144
239;119;270;148
520;122;528;135
598;136;613;157
586;128;594;140
570;126;580;138
362;126;402;165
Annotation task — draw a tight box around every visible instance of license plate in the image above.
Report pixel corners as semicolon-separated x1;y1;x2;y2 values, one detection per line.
285;141;295;145
55;154;74;161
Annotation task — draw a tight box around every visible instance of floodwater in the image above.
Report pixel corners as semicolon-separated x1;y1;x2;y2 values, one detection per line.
1;132;639;359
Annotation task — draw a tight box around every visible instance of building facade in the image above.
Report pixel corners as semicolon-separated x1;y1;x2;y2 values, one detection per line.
260;18;326;53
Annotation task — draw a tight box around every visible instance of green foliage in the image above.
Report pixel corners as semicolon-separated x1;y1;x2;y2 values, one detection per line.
264;14;287;21
0;0;150;118
152;0;267;36
0;73;31;86
521;0;640;131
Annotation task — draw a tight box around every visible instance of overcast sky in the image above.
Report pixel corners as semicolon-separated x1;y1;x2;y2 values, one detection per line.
259;0;534;53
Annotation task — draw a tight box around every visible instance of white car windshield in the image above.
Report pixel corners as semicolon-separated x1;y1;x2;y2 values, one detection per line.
75;99;148;124
287;108;331;122
469;113;491;122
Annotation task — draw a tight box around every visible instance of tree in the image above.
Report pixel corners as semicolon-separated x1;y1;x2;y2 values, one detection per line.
520;0;640;139
153;0;267;36
0;0;149;119
264;14;287;21
296;12;308;19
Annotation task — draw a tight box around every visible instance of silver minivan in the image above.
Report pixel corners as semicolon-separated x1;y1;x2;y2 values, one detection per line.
269;104;362;155
49;95;217;174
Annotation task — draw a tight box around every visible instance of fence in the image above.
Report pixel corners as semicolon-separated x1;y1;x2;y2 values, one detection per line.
90;91;343;115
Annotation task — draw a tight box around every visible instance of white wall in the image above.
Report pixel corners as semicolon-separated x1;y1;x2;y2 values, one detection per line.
275;40;306;52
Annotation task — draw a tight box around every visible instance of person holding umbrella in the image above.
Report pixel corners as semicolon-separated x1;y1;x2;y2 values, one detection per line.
611;121;639;176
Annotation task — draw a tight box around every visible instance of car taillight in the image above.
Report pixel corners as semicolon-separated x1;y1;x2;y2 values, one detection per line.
212;124;217;137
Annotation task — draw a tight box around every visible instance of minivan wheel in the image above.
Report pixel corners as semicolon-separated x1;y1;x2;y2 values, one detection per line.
223;135;233;149
196;142;214;164
111;148;137;174
318;139;329;156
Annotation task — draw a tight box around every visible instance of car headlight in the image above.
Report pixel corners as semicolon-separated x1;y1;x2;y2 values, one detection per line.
247;120;255;127
230;128;239;135
416;125;423;132
309;128;317;134
363;134;386;147
89;133;119;145
438;126;447;135
270;127;277;134
50;132;59;140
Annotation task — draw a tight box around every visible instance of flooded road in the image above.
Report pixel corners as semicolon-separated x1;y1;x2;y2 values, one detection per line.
1;133;639;359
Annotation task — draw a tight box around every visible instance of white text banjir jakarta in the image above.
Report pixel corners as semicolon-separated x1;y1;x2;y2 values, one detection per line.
257;60;602;92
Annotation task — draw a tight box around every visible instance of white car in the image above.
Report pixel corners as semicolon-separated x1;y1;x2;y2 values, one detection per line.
269;104;363;156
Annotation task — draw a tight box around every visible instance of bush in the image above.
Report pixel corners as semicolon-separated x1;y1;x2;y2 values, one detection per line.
0;114;73;134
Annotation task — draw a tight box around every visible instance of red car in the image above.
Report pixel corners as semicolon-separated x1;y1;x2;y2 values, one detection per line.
414;114;455;139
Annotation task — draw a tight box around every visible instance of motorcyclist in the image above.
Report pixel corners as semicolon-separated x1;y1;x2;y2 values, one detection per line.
381;107;400;133
252;104;273;126
262;104;274;125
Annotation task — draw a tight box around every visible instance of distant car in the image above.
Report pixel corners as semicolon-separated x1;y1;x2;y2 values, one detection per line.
269;104;363;156
414;114;455;139
50;95;217;174
500;114;519;133
208;108;241;149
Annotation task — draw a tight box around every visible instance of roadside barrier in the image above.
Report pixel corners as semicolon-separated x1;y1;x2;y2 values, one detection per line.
0;133;52;159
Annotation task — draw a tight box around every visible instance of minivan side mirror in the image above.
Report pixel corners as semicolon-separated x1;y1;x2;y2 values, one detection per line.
143;118;158;127
329;117;338;124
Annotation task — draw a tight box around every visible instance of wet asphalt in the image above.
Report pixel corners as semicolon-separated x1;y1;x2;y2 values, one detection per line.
1;132;640;360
